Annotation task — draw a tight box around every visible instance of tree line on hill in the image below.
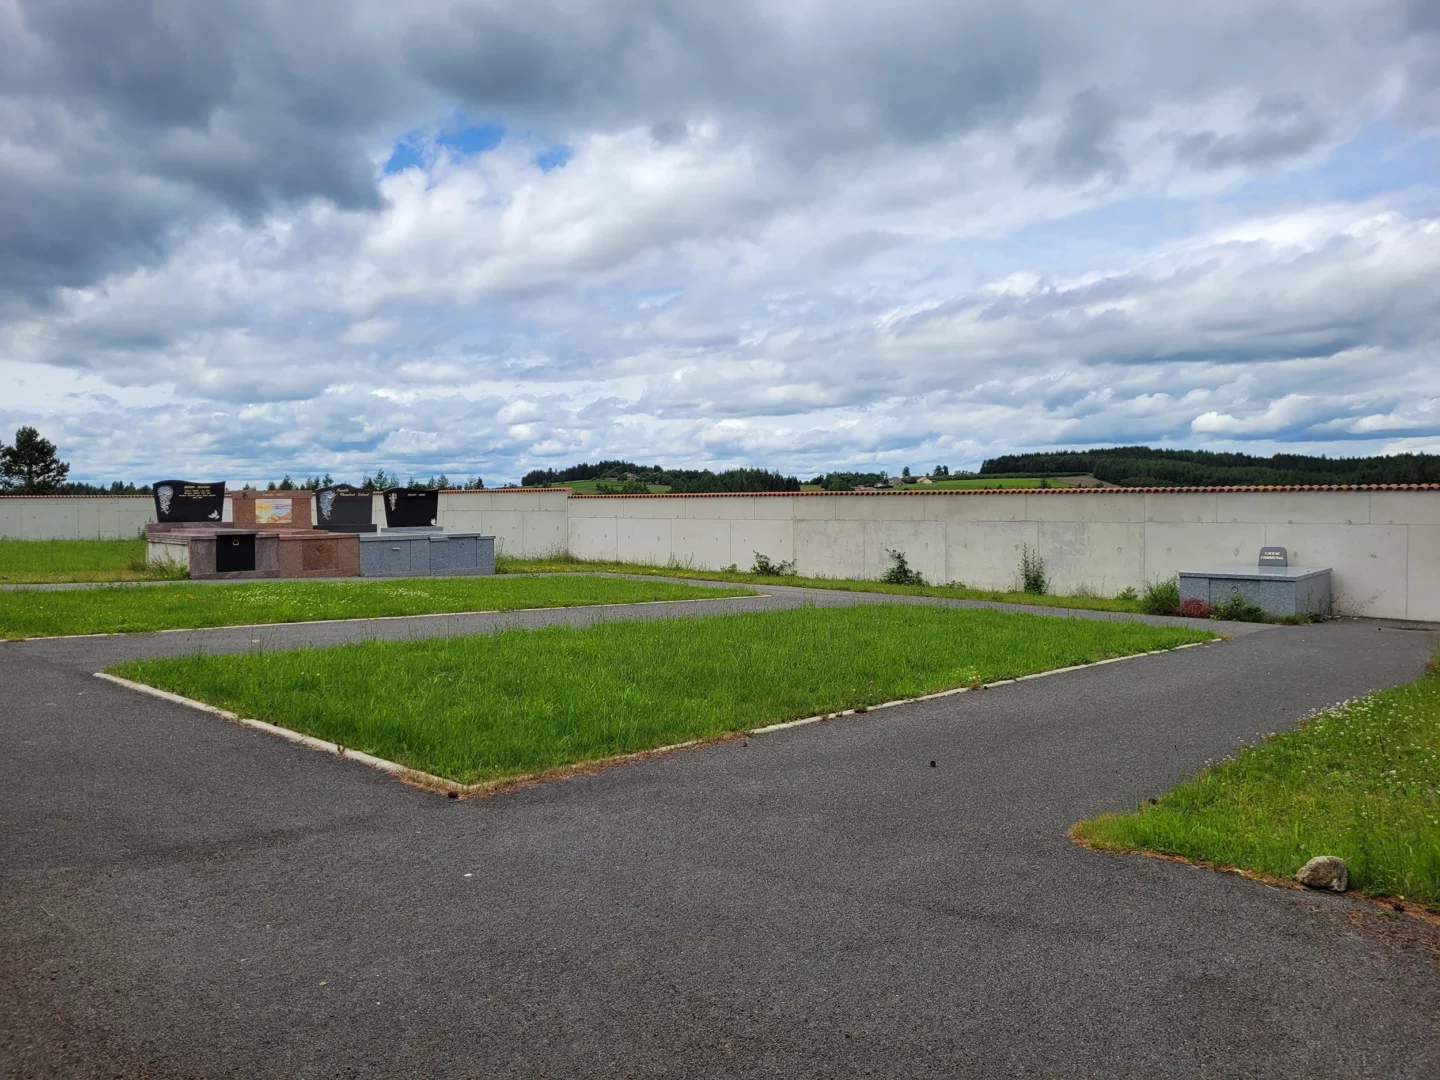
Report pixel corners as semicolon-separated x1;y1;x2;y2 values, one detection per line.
7;423;1437;498
979;447;1440;487
522;460;801;493
0;426;487;496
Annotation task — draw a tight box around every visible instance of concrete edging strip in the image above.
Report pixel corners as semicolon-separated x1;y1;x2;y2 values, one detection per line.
93;637;1218;796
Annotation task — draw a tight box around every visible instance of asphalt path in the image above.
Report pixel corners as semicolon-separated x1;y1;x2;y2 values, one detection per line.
7;576;1267;671
2;595;1438;1077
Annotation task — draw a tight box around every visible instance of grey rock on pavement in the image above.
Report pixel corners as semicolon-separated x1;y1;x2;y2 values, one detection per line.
1296;855;1349;892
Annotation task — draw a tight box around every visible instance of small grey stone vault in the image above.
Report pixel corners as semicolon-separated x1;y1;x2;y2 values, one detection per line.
1179;546;1331;618
358;528;495;577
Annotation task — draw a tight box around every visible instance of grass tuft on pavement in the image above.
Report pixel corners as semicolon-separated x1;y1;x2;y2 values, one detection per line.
497;557;1147;614
0;539;185;584
1073;674;1440;907
0;576;752;638
113;604;1212;785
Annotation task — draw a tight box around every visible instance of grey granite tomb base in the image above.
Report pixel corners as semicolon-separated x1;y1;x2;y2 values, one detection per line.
1179;565;1331;618
358;532;495;577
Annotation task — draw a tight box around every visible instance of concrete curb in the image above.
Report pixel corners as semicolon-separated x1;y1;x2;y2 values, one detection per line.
92;637;1219;798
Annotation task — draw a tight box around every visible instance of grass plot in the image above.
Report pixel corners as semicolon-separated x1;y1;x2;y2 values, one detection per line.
0;538;184;584
0;576;753;638
114;605;1213;785
1074;675;1440;907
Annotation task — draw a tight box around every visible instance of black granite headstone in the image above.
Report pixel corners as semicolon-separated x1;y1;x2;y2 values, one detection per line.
382;488;440;528
1259;546;1288;567
315;486;376;531
153;480;225;523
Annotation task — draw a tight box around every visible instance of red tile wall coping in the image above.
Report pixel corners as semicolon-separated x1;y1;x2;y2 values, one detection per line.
567;484;1440;498
0;487;545;499
3;484;1437;501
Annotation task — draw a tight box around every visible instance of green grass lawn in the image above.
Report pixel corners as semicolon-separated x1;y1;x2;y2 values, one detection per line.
497;556;1146;614
1073;674;1440;908
0;576;753;638
113;604;1212;785
0;539;185;584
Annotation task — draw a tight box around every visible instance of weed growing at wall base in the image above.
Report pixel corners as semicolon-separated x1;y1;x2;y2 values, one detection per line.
881;549;925;586
1019;544;1048;595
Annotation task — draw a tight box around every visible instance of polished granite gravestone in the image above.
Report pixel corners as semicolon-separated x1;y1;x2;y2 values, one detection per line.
314;487;377;533
152;481;225;524
1180;546;1332;618
381;488;440;528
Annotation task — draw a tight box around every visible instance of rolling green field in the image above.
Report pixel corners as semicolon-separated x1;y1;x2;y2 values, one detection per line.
114;604;1213;785
925;477;1073;490
0;538;184;584
0;576;752;638
538;479;671;494
497;557;1147;614
1073;675;1440;908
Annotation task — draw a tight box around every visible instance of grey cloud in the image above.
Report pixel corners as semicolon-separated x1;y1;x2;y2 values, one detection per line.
1177;95;1329;170
1018;89;1127;183
2;0;1430;303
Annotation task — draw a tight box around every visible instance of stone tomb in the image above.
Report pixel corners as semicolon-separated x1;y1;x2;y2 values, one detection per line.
228;489;358;577
146;482;359;580
1179;546;1332;618
229;489;314;529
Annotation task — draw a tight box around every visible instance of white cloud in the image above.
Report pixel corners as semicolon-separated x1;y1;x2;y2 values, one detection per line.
1;1;1439;481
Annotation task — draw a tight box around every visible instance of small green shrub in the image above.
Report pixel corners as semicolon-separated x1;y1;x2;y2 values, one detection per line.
881;549;926;586
1115;586;1138;602
1141;577;1180;615
751;551;797;576
1212;589;1267;622
1019;544;1047;595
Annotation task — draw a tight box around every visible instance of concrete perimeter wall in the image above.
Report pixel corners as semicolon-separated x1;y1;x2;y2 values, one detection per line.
4;487;1435;620
567;490;1440;621
0;496;155;540
437;489;570;557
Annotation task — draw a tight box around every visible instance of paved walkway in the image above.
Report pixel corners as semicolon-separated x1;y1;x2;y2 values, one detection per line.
9;575;1269;671
2;588;1437;1077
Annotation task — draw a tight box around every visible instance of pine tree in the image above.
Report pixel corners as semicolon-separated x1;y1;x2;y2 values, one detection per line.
0;427;70;494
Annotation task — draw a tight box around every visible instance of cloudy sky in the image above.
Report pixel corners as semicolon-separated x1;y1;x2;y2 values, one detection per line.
2;0;1438;485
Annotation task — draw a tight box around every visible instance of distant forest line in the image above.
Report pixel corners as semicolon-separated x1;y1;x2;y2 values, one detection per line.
521;448;1440;492
979;447;1440;488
